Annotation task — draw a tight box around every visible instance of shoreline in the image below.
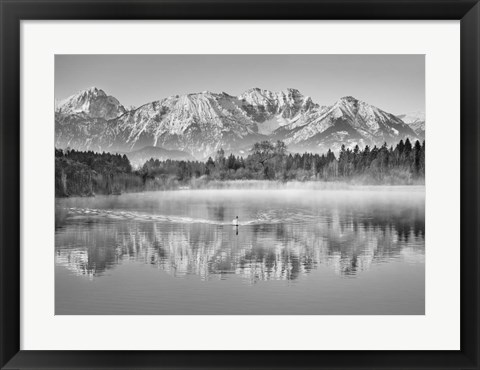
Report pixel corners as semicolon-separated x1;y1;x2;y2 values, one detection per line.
55;179;425;198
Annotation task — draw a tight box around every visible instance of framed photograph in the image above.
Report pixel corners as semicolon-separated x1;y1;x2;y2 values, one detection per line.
1;0;479;369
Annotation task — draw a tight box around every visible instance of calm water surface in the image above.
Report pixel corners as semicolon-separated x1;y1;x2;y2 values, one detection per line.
55;187;425;314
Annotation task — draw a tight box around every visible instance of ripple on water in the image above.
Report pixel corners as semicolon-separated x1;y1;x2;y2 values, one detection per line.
65;207;319;226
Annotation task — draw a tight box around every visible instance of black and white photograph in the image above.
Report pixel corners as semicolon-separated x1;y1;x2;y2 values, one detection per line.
55;54;425;315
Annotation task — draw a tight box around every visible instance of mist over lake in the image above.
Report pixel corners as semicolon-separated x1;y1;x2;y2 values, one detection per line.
55;185;425;315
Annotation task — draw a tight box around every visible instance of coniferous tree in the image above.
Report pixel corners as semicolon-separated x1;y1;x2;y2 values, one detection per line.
55;137;425;197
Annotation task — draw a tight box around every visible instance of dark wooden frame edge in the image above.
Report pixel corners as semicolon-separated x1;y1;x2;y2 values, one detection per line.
0;1;478;369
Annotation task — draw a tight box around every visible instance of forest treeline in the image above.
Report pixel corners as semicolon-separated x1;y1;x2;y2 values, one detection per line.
55;138;425;197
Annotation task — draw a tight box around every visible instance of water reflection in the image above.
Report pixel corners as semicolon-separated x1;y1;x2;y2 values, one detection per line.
55;203;424;283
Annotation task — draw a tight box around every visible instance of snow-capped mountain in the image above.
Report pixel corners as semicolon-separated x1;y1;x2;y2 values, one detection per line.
279;96;418;153
238;88;316;134
55;87;421;159
397;111;425;139
109;90;263;158
56;87;126;120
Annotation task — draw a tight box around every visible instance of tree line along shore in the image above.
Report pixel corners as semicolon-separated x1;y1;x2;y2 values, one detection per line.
55;139;425;197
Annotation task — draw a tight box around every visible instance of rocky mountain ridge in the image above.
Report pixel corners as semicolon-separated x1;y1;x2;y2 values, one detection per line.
55;87;422;160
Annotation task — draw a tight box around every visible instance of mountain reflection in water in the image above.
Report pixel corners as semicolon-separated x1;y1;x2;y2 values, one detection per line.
55;190;424;283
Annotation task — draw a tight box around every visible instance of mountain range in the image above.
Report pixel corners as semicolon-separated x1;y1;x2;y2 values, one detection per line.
55;87;423;161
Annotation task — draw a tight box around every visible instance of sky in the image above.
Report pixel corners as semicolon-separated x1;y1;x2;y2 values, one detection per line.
55;54;424;114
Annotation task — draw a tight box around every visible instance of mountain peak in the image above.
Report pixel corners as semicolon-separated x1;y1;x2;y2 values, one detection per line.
242;87;302;95
339;96;359;103
81;87;107;97
86;86;101;93
397;110;425;123
284;87;301;93
241;87;269;96
56;87;125;120
396;111;425;140
281;88;304;99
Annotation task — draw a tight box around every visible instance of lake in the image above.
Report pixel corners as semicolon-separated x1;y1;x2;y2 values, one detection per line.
55;185;425;315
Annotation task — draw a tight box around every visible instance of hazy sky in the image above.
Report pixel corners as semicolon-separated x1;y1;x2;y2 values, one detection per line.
55;54;424;114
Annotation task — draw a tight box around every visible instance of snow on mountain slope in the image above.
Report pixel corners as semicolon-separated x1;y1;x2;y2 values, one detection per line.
239;88;316;134
397;111;425;139
279;96;418;153
397;111;425;123
55;87;422;159
56;87;126;120
110;91;265;158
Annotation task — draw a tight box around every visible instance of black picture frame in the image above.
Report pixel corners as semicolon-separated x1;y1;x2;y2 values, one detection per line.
1;0;479;369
